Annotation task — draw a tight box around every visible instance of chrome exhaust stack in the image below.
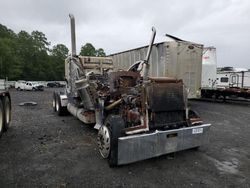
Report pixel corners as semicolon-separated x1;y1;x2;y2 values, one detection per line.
69;14;77;57
143;27;156;81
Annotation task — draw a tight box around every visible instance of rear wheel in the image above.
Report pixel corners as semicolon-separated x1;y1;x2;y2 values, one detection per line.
0;100;4;138
3;96;11;131
55;93;67;116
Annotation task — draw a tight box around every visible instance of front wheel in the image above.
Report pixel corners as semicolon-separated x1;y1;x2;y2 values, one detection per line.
97;115;125;167
97;126;111;159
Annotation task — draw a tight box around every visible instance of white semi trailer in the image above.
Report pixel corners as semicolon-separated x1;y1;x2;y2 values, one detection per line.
201;47;217;90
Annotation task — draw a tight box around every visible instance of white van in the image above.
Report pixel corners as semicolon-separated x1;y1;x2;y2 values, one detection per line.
15;80;26;90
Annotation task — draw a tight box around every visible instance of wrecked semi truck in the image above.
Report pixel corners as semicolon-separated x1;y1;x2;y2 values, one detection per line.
53;14;211;166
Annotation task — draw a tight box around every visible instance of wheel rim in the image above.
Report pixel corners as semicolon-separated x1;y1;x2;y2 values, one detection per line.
52;97;55;109
55;98;59;112
97;126;111;158
5;100;10;124
0;104;3;132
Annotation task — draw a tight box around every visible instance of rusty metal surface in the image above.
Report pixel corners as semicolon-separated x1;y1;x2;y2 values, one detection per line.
149;77;182;83
108;71;140;93
147;82;185;112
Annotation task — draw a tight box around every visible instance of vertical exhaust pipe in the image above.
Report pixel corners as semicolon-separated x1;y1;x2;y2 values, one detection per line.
145;27;156;63
69;14;76;57
143;27;156;81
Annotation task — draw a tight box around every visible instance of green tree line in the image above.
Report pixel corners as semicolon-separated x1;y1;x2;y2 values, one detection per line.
0;24;106;81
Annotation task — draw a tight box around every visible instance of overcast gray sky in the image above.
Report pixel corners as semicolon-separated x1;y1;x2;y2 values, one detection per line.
0;0;249;68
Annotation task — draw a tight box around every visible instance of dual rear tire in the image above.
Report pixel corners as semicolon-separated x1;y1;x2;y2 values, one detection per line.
53;92;68;116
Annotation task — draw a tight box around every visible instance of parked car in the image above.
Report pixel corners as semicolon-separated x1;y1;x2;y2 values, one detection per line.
47;82;65;88
24;82;44;91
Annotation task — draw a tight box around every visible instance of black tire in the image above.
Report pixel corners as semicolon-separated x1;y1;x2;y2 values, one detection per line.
3;96;11;131
105;115;125;167
0;100;4;138
55;93;67;116
32;87;36;91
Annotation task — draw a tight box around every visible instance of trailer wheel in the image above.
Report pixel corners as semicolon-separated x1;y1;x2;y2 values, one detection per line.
55;93;67;116
0;100;4;138
3;96;11;131
98;115;125;167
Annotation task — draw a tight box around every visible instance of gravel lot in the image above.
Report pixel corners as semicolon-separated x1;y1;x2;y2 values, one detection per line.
0;88;250;187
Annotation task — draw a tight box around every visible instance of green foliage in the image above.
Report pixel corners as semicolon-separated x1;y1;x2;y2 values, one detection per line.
0;24;16;39
0;24;68;80
0;24;106;81
80;43;106;57
51;44;69;59
51;44;69;80
80;43;96;56
96;48;106;57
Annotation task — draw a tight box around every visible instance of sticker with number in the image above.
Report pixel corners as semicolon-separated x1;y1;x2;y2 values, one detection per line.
192;128;203;134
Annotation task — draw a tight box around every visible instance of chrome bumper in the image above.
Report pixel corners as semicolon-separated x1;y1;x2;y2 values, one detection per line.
117;124;211;165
